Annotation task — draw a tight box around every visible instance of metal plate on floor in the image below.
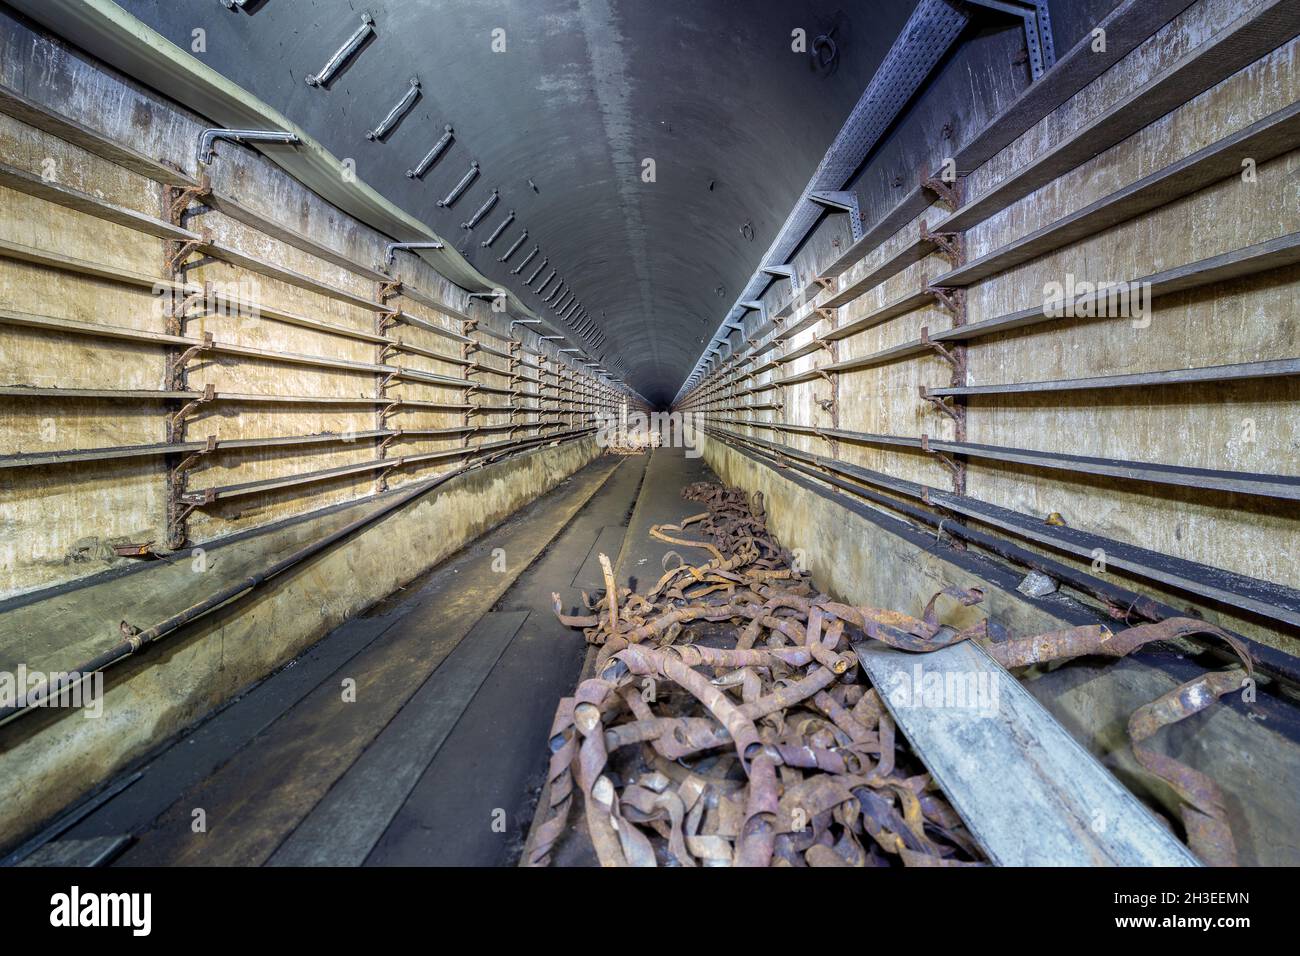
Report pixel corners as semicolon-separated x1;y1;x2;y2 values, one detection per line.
853;638;1201;866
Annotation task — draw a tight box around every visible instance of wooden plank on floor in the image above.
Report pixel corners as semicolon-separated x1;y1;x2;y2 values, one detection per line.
267;611;529;866
62;616;396;845
852;639;1201;866
17;835;130;867
571;526;627;590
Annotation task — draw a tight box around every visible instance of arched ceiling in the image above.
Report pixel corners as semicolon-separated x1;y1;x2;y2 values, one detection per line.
114;0;919;405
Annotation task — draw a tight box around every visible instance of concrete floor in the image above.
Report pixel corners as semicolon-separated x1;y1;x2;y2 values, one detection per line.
39;449;715;866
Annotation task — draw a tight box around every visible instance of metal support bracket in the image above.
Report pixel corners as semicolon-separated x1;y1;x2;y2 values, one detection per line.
169;382;216;431
926;285;966;317
166;239;203;274
918;385;962;422
171;488;214;523
761;263;800;299
920;432;963;478
809;190;864;244
920;325;961;369
963;0;1055;81
920;169;964;210
169;172;212;221
173;434;218;476
921;220;964;264
168;332;214;383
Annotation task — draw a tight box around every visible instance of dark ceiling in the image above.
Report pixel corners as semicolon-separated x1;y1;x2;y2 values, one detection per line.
114;0;918;405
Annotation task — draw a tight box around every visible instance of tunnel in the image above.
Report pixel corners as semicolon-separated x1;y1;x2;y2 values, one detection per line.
0;0;1298;897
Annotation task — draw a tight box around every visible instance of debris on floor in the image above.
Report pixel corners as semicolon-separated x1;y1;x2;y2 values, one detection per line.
529;482;1255;867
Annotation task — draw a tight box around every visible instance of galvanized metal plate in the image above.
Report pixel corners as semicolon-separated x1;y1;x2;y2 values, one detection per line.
853;638;1202;866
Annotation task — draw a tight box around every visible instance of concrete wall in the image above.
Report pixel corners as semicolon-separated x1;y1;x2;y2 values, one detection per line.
684;0;1300;661
0;7;623;600
0;10;628;846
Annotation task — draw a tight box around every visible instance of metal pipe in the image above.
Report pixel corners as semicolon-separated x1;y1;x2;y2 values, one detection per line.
461;189;499;230
367;77;421;141
481;209;514;247
383;240;444;267
306;11;375;87
406;125;453;179
197;128;299;167
510;245;539;275
438;161;480;208
498;229;527;261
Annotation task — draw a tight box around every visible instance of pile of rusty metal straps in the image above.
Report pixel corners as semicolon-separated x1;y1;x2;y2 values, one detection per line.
526;482;1254;867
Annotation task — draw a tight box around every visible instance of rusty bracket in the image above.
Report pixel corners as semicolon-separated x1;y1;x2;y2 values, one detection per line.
926;285;966;317
813;276;836;293
170;382;216;430
919;326;961;369
379;340;402;363
172;488;215;526
376;458;404;490
919;170;963;211
167;238;203;274
815;368;835;387
463;319;479;335
378;429;401;454
380;400;402;420
379;369;401;391
168;332;214;382
920;432;962;478
812;334;835;358
920;220;963;264
168;173;212;222
918;385;962;422
815;307;837;325
173;433;219;476
378;279;402;302
378;311;400;333
177;281;211;320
